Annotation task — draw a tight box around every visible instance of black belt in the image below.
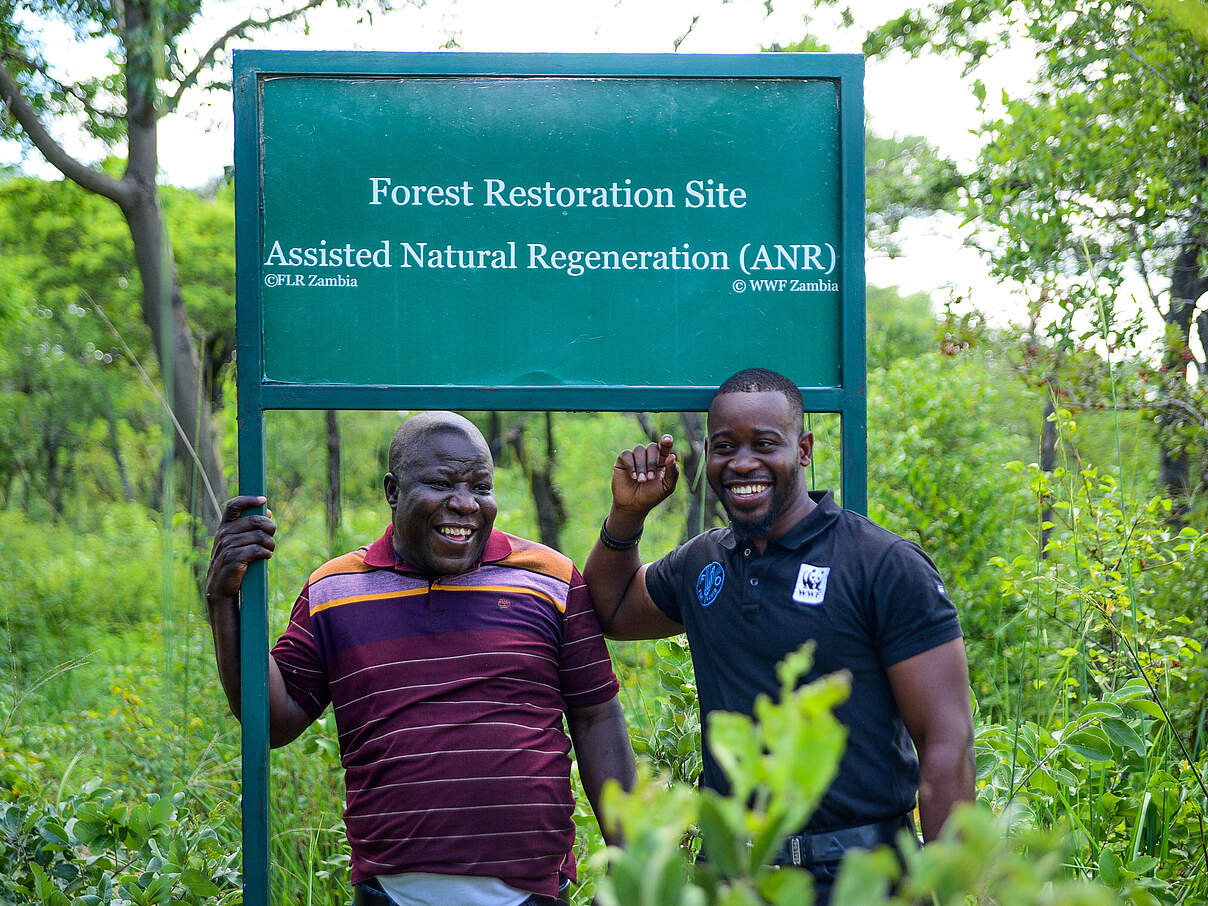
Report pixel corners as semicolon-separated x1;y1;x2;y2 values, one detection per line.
775;814;916;867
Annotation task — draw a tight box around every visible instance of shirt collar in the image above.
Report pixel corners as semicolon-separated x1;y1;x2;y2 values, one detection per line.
717;489;838;552
363;524;513;573
772;490;839;550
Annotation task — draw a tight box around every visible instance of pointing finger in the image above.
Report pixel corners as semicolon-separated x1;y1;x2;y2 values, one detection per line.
657;435;674;467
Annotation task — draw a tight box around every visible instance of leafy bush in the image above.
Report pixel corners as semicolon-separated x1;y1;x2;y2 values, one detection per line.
598;643;848;906
597;643;1124;905
0;778;240;906
837;804;1124;906
976;453;1208;902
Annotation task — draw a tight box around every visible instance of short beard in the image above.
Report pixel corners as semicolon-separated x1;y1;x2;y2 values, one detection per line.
721;468;800;540
725;505;777;540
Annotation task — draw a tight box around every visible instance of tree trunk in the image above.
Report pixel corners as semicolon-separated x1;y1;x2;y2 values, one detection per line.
105;0;225;531
119;8;228;531
1157;238;1208;510
121;195;227;530
487;412;504;463
677;412;720;542
507;414;566;550
43;425;61;519
106;409;135;503
326;410;342;554
1197;308;1208;384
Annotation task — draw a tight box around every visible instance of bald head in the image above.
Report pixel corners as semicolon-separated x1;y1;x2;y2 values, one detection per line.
388;411;492;477
384;411;498;577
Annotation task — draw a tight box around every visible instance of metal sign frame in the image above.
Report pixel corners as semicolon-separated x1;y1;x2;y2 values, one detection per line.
233;50;865;906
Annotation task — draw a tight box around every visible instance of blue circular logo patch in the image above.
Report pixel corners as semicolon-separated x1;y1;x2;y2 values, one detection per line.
695;561;725;607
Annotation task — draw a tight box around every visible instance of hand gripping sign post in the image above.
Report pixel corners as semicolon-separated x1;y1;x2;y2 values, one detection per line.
233;50;865;904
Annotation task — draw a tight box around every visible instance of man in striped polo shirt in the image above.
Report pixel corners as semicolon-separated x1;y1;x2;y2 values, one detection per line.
206;412;635;906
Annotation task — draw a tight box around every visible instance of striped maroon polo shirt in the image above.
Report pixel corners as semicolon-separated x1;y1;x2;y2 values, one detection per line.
271;526;620;896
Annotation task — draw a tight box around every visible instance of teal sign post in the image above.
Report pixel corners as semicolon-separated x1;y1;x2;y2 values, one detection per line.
234;51;865;905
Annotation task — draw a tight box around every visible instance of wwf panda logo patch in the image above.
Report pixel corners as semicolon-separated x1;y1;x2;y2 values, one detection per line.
792;563;830;606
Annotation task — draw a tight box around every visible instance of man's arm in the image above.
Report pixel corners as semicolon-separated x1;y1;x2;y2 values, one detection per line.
583;435;685;640
205;495;313;748
565;696;636;847
886;637;975;841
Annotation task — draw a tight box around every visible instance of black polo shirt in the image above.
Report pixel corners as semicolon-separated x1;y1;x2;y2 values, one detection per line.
646;490;962;831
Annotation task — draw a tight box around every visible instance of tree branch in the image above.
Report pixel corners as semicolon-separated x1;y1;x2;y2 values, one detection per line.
672;15;700;52
633;412;659;442
162;0;329;115
0;49;125;125
1060;397;1208;428
1155;396;1208;429
1121;43;1201;106
0;62;130;204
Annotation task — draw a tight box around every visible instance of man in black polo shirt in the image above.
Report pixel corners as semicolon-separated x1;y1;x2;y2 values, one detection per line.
584;367;974;904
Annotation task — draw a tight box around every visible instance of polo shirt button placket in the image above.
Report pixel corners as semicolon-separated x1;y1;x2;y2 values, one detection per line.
737;551;760;614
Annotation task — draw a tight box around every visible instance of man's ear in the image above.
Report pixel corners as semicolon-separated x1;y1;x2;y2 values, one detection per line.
799;431;814;468
383;472;399;508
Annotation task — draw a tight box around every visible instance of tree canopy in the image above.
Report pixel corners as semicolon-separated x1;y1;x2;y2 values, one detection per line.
0;173;234;518
863;0;1208;499
0;0;385;528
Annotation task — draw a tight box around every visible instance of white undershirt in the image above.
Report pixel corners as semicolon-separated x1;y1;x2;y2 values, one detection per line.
375;872;530;906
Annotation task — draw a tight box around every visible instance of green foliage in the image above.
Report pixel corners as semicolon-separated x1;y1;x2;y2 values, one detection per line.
837;804;1124;905
865;133;963;257
629;636;703;787
0;506;167;697
974;684;1199;904
865;284;940;370
598;643;848;906
0;618;245;906
0;175;152;515
868;344;1036;624
987;451;1208;722
0;174;235;517
0;780;241;905
599;645;1124;906
860;0;1208;498
976;445;1208;901
1143;0;1208;45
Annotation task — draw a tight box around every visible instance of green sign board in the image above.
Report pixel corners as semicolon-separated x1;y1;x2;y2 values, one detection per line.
259;74;844;390
233;51;865;906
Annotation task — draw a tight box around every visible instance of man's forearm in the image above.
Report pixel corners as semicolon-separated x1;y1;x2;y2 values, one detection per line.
567;698;637;848
206;593;312;747
583;509;647;633
206;593;245;720
917;738;975;841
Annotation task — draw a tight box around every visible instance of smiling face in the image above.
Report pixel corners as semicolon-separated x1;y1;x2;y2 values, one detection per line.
706;390;814;542
384;420;498;578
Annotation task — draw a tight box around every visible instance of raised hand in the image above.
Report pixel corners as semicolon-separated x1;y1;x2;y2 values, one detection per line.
205;495;277;603
610;434;679;519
